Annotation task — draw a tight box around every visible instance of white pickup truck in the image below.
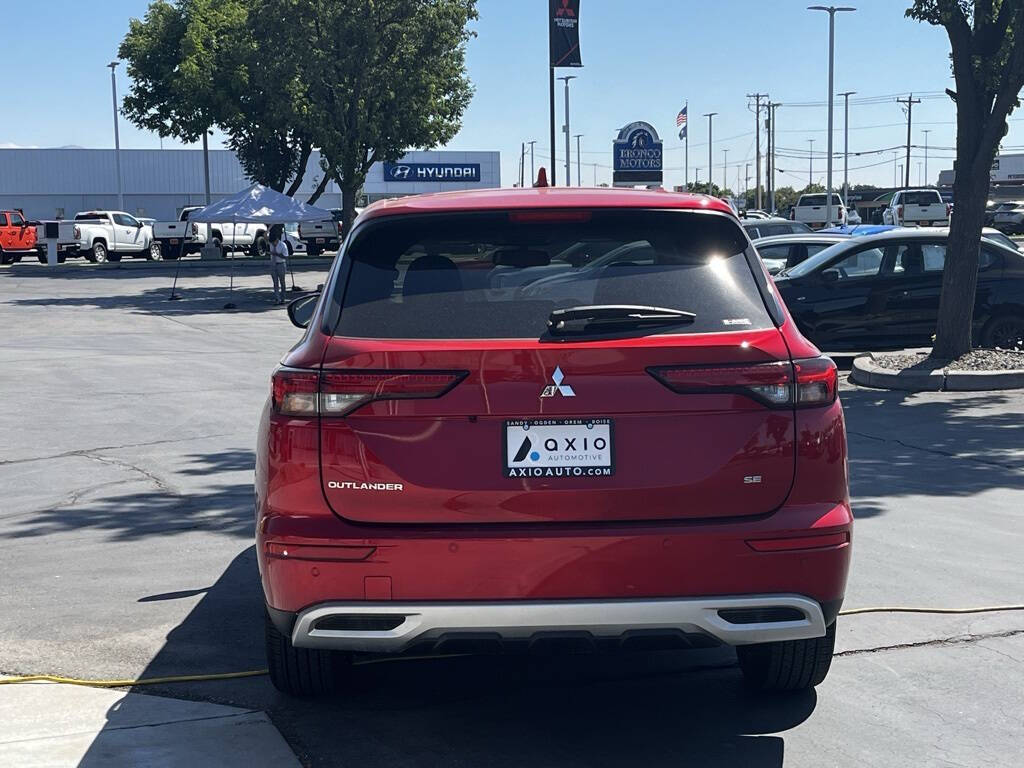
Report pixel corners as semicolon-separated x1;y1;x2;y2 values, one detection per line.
883;189;950;226
74;211;162;263
298;209;344;256
152;206;270;259
791;193;847;229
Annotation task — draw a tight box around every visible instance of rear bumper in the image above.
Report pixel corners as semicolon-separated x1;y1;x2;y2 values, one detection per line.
290;594;828;652
258;501;852;628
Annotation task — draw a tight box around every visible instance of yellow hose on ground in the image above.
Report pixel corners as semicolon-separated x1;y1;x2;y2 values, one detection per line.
2;604;1021;688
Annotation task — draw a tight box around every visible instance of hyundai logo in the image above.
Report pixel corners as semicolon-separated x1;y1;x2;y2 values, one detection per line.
390;165;411;179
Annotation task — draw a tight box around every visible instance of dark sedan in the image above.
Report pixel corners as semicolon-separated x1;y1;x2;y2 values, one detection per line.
774;229;1024;351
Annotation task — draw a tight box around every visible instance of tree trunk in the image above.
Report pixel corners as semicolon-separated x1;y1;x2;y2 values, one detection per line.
306;168;333;205
285;141;312;197
932;171;986;359
340;171;359;239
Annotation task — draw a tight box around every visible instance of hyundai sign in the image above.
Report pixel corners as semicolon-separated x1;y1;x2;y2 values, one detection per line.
383;162;481;183
612;121;663;186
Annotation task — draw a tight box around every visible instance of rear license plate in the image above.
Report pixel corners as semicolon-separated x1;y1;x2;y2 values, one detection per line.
170;238;179;244
316;238;325;243
504;419;614;478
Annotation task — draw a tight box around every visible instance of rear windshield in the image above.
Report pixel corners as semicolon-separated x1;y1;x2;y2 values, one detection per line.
902;191;942;205
332;210;773;339
798;194;843;207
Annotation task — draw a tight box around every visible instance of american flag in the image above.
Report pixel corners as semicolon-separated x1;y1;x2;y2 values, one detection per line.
676;105;688;138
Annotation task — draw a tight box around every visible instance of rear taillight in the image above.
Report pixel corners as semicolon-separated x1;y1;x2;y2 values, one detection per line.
271;369;467;417
192;222;199;236
789;209;795;220
792;356;838;406
946;203;952;216
897;204;904;217
272;370;319;416
73;225;80;239
648;356;837;409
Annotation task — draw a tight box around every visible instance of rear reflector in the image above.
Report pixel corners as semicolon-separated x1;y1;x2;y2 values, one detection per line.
648;356;837;409
271;368;467;417
264;542;376;561
746;532;849;552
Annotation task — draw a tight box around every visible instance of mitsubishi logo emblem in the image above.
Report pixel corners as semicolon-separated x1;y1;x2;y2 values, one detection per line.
555;0;575;17
540;366;575;398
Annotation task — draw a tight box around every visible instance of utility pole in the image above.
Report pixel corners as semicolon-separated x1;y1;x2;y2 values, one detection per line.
745;163;751;200
838;91;856;206
527;140;536;185
520;142;525;187
897;93;920;189
722;148;729;194
574;134;583;186
695;167;701;189
107;61;124;212
557;75;576;186
703;113;717;195
770;102;779;211
808;138;815;187
549;68;556;186
922;129;930;186
747;92;768;209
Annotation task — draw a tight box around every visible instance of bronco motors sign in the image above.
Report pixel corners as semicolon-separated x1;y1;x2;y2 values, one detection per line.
383;162;481;183
612;121;663;186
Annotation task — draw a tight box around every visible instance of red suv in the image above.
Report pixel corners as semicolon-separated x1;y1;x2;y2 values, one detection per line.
257;188;851;696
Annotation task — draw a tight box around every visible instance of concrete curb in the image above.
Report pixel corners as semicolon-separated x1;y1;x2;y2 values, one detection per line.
851;353;1024;391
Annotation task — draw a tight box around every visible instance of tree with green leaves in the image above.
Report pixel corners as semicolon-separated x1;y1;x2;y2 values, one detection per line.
276;0;478;225
907;0;1024;357
120;0;315;194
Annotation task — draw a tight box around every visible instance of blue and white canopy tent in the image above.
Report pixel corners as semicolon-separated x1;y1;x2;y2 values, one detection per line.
169;183;333;306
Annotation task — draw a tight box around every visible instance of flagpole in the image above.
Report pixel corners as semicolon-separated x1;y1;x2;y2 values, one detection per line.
684;101;689;191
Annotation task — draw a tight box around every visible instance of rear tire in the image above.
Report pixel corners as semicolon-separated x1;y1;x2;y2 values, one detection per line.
252;234;270;258
265;609;345;697
92;242;109;263
737;621;836;692
0;247;10;265
981;313;1024;350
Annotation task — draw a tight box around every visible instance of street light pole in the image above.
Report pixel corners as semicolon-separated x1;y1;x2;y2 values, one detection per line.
574;134;583;186
527;140;536;185
808;138;815;187
703;113;717;195
838;90;856;206
922;129;931;186
809;6;856;226
722;148;729;195
107;61;124;212
557;75;576;186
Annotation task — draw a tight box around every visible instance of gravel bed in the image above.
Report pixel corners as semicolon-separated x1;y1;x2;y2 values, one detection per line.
872;348;1024;372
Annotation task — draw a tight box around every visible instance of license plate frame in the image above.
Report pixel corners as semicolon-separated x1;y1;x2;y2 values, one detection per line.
503;418;614;478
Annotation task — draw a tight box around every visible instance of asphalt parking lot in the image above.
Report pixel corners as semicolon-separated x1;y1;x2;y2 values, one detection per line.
1;260;1023;767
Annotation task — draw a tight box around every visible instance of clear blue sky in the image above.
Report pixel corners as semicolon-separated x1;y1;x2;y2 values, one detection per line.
4;0;1023;190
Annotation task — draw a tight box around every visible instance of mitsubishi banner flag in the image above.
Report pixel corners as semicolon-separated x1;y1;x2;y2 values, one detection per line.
550;0;582;67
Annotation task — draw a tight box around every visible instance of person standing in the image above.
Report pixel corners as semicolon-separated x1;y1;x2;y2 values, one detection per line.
269;224;289;304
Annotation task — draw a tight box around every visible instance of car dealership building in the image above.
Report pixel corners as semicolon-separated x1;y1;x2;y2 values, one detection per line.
0;148;500;221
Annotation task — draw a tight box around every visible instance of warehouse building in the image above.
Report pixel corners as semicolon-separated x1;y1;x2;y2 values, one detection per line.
0;148;500;221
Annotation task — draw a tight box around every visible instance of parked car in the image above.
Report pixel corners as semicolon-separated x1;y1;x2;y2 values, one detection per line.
73;211;162;263
752;233;850;274
258;187;851;697
283;223;307;257
741;217;813;240
0;210;38;264
882;189;950;227
152;206;270;259
774;229;1024;350
993;201;1024;234
740;209;771;220
792;193;847;229
298;209;343;256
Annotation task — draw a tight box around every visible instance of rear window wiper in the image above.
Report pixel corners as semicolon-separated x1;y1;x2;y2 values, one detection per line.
548;304;696;335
